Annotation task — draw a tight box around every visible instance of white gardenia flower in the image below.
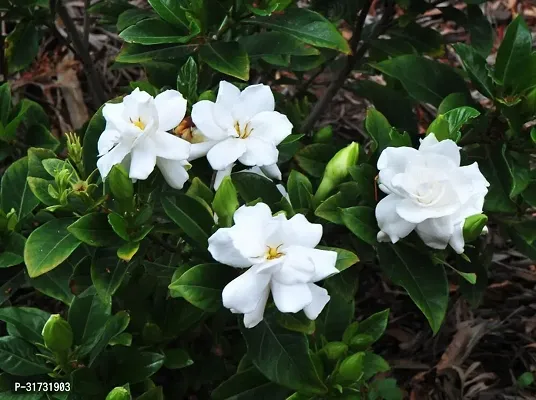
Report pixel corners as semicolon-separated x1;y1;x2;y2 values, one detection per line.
208;203;339;328
190;81;293;189
375;133;489;253
97;88;192;189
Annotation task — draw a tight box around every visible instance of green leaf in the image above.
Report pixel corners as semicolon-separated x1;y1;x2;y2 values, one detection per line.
365;108;392;153
27;147;56;179
378;243;448;334
0;232;25;268
238;32;319;57
341;206;378;246
68;287;111;356
438;92;472;114
212;367;290;400
27;177;56;206
26;125;60;151
373;55;468;106
317;246;359;272
5;22;39;73
0;307;50;344
163;348;193;369
276;313;315;335
89;310;130;367
241;311;327;395
354;309;389;344
362;352;390;380
117;241;140;261
138;387;164;400
120;18;196;45
288;170;313;211
168;263;235;312
29;261;75;305
177;56;198;104
0;82;12;126
427;106;480;141
294;144;338;178
232;172;283;208
68;213;120;247
517;372;535;388
466;5;494;57
109;347;165;385
1;157;39;220
368;378;403;400
0;337;51;376
117;8;155;31
213;176;239;228
148;0;189;28
107;213;130;241
91;249;131;304
161;195;213;248
457;247;489;308
116;43;197;63
199;42;250;81
494;16;532;88
24;218;82;278
245;8;350;54
82;104;106;176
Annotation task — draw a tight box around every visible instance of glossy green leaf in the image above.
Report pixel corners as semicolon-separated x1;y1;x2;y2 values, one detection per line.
89;310;130;367
354;309;389;344
378;243;448;334
24;218;82;278
199;42;250;81
5;22;39;73
239;32;318;57
362;352;390;380
82;104;106;176
148;0;189;27
287;170;313;211
0;232;25;269
29;261;75;305
341;206;378;246
177;56;198;104
117;8;155;31
212;367;290;400
1;157;39;220
91;249;131;304
68;213;120;247
27;177;56;206
427;106;480;141
168;263;235;312
0;337;51;376
110;346;165;385
116;43;197;63
232;172;283;208
162;195;213;248
0;307;50;344
117;241;140;262
120;18;196;45
107;213;130;241
245;8;350;54
163;348;193;369
294;144;338;178
212;176;239;228
0;82;11;126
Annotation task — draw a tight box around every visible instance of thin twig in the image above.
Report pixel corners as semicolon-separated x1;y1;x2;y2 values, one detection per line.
301;0;395;133
56;0;106;107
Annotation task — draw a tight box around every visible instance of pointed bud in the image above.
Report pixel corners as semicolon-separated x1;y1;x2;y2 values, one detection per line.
335;352;365;384
105;387;130;400
463;214;488;242
42;314;73;352
313;126;333;143
320;342;348;361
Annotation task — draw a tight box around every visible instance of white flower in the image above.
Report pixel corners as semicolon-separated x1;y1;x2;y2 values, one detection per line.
375;133;489;253
97;88;192;189
191;81;293;189
208;203;338;328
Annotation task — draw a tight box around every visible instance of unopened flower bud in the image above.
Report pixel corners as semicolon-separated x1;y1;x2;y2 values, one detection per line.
42;314;73;352
105;387;130;400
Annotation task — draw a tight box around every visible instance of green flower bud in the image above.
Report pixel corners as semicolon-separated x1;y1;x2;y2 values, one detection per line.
320;341;348;361
65;132;84;175
335;352;365;384
42;314;73;352
463;214;488;242
105;387;131;400
342;321;359;344
313;126;333;143
5;209;17;232
523;87;536;115
108;164;134;202
314;142;359;205
349;334;374;350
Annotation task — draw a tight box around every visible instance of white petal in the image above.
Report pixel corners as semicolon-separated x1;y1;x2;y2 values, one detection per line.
234;84;275;122
396;190;461;224
156;158;190;189
279;213;322;248
207;138;247;170
243;285;270;328
238;137;278;167
272;251;315;285
303;283;330;320
271;281;312;313
276;246;338;283
222;264;271;314
96;142;131;179
189;140;218;161
248;111;293;146
216;81;241;109
155;90;187;131
191;101;229;141
377;147;419;195
98;129;121;156
419;134;461;167
260;164;282;180
214;164;234;190
151;131;191;160
208;227;252;268
375;194;416;243
102;102;128;132
449;221;465;254
415;216;454;250
233;202;273;227
129;141;157;180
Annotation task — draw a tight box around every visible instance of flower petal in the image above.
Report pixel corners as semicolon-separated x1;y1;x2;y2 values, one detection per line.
222;264;271;314
102;102;128;132
216;81;241;109
207;138;247;170
189;140;218;161
97;142;131;179
279;213;322;248
238;137;278;166
208;227;252;268
271;281;312;313
395;189;461;224
375;194;416;243
449;221;465;254
419;134;461;167
377;147;420;195
415;216;454;250
129;141;157;180
214;164;234;190
156;158;190;189
303;283;330;320
260;164;282;181
243;285;270;328
191;100;229;141
233;202;273;227
155;90;187;131
97;129;121;156
151;131;191;160
248;111;293;146
234;84;275;122
275;245;338;284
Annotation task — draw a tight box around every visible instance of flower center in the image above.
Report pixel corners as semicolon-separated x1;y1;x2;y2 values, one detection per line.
266;244;284;260
414;181;444;205
130;117;146;130
234;121;253;139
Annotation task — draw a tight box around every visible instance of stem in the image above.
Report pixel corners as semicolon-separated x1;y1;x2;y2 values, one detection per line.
300;0;395;134
56;0;106;107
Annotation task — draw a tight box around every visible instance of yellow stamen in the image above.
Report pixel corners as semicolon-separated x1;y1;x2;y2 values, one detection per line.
131;117;146;130
266;244;284;260
235;121;254;139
